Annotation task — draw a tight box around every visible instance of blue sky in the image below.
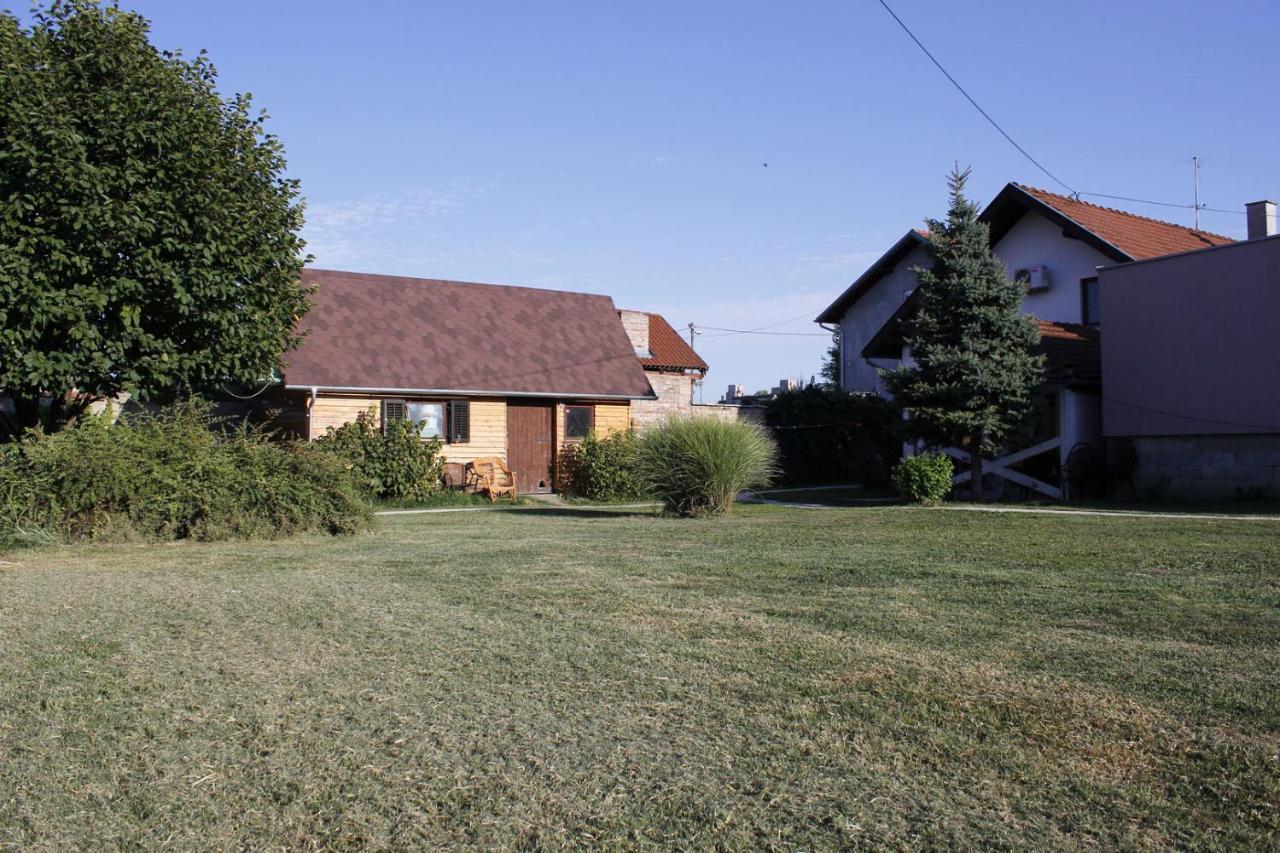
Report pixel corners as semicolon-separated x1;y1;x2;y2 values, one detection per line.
95;1;1280;393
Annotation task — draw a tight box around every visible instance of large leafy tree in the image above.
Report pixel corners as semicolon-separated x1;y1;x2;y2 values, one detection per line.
882;167;1043;500
0;1;309;431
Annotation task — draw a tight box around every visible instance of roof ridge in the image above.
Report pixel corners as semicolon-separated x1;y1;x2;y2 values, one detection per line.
303;268;615;300
1012;183;1234;243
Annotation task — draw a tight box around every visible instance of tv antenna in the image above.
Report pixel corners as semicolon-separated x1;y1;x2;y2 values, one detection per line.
1192;155;1202;230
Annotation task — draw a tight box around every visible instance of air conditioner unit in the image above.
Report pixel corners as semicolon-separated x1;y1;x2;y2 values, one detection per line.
1014;265;1051;292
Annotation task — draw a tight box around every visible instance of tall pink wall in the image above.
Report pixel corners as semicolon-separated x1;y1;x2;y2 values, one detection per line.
1100;236;1280;437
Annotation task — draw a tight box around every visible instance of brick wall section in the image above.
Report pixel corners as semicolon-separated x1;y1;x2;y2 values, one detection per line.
618;310;650;354
630;372;694;428
691;403;764;424
1128;434;1280;499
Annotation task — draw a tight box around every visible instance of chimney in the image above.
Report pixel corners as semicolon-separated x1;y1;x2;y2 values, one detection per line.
1245;200;1277;240
617;310;651;357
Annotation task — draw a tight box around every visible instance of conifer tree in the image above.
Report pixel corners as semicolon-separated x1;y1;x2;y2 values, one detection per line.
882;167;1043;500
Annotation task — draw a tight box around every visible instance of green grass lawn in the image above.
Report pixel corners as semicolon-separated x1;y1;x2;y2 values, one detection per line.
753;485;895;505
2;506;1278;848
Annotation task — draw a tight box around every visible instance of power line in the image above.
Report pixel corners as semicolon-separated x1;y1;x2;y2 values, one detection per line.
877;0;1248;221
697;325;829;337
1077;190;1244;217
695;309;829;338
876;0;1076;195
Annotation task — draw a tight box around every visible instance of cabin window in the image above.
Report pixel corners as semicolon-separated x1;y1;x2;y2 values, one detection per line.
1081;277;1100;327
384;399;468;443
564;405;594;440
406;402;444;439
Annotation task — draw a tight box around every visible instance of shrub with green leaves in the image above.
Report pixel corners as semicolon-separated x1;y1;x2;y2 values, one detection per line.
764;387;902;486
557;430;646;501
313;411;445;500
635;418;777;517
891;453;954;505
0;402;370;547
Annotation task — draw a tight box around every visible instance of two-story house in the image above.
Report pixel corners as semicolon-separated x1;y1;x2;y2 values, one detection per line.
816;182;1234;497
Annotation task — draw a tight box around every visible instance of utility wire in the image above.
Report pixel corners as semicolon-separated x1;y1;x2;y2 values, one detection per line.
878;0;1248;220
877;0;1076;196
697;326;830;337
696;309;830;338
1077;190;1244;217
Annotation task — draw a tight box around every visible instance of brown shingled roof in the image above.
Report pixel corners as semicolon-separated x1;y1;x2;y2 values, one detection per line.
284;269;656;399
636;312;708;373
1015;184;1234;260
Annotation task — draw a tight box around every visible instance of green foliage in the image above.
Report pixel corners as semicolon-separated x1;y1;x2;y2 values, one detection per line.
313;411;444;500
0;2;309;431
819;330;841;388
0;401;370;546
891;453;954;505
557;430;646;501
635;418;777;517
881;167;1044;491
764;387;901;486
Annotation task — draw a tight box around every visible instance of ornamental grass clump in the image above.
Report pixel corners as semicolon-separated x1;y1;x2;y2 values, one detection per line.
635;417;777;517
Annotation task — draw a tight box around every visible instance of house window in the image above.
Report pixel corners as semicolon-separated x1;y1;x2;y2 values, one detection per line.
383;399;445;440
1081;277;1100;327
564;405;594;440
407;402;444;439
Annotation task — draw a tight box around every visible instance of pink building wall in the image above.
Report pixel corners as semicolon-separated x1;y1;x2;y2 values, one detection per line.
1100;235;1280;438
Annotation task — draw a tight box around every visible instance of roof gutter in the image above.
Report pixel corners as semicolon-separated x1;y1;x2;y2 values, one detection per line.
284;384;657;402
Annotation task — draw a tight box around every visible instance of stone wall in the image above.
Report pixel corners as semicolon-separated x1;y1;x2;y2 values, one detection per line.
617;310;650;354
1126;434;1280;499
631;372;694;429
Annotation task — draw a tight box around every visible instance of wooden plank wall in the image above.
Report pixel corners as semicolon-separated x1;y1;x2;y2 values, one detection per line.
309;396;378;440
594;402;631;435
555;401;631;443
440;399;506;465
308;394;507;466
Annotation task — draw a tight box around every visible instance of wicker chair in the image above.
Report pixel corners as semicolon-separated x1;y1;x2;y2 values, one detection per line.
467;456;517;502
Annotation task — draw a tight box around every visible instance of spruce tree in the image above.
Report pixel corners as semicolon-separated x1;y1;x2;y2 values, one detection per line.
882;167;1043;500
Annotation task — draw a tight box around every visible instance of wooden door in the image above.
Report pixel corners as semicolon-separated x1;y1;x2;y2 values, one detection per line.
506;400;554;493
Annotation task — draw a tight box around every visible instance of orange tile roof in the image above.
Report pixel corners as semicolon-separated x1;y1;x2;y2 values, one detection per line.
635;312;708;373
1036;319;1100;387
1015;184;1234;260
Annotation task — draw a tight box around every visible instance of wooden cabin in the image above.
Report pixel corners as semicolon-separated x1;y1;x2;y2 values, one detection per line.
273;269;659;494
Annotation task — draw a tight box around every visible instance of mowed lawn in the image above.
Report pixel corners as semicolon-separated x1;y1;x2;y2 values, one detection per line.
1;506;1278;849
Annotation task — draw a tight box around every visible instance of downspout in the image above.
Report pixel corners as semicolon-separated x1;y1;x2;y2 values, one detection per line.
307;386;317;440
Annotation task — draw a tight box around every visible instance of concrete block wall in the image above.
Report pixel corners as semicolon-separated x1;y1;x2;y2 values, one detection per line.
1128;434;1280;499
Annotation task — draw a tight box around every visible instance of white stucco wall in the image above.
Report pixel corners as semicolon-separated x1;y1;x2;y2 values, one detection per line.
838;243;932;394
837;210;1113;396
994;210;1114;324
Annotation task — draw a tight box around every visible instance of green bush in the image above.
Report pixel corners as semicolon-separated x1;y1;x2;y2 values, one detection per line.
557;430;646;501
313;410;445;500
891;453;954;505
0;402;371;547
764;387;902;487
635;418;778;517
